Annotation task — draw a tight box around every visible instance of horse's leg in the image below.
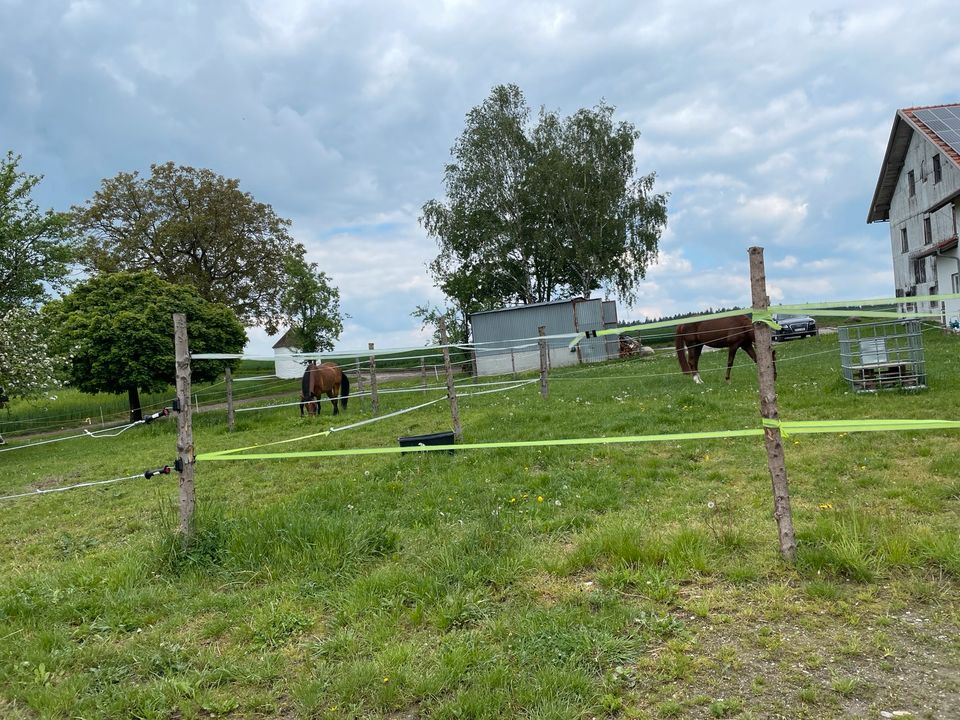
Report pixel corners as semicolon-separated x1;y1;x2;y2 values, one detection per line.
329;385;339;416
689;344;704;384
725;345;739;382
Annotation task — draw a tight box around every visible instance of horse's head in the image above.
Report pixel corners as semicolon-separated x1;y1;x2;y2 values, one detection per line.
300;393;318;416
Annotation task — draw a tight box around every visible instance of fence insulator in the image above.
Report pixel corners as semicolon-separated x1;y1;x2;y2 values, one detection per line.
143;408;171;424
144;465;172;479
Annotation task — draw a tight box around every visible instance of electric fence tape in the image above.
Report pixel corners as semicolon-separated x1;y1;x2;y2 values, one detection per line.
195;417;960;462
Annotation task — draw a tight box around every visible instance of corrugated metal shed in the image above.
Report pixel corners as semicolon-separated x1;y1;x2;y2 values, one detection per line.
469;298;616;376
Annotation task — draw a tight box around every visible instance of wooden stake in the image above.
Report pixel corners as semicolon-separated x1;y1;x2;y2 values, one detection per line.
538;325;549;399
511;348;516;378
368;342;379;415
225;366;235;432
440;317;462;439
173;313;195;547
748;247;796;563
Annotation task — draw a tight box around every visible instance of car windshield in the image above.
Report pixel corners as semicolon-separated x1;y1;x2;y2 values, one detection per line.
774;313;803;321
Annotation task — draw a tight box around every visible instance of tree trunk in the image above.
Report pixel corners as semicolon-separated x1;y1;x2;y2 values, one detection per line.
128;385;142;423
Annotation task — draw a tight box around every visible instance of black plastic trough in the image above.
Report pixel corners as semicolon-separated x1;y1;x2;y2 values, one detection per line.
398;430;455;455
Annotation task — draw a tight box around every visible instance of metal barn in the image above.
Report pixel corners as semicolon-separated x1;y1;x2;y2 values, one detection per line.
469;298;619;377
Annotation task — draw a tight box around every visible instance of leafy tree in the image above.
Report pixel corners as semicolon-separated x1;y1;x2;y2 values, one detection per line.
0;151;77;311
280;256;344;353
0;307;63;399
421;85;667;311
72;162;305;333
411;303;468;346
532;101;667;302
44;272;246;421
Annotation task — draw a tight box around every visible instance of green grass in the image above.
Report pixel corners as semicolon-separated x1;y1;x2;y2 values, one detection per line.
1;328;959;718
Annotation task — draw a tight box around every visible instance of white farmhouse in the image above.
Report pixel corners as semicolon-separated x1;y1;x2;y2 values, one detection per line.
868;104;960;323
272;329;305;379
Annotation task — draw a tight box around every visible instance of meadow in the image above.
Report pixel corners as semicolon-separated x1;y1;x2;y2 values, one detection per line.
1;326;958;719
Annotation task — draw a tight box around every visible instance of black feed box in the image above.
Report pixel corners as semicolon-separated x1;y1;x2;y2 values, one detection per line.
398;431;455;455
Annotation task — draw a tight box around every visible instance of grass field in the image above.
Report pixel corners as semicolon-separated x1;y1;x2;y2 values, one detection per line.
1;327;959;719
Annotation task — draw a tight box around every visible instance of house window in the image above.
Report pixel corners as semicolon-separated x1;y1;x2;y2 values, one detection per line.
952;273;960;294
933;154;942;184
924;217;932;245
908;170;916;197
901;227;909;252
913;258;926;284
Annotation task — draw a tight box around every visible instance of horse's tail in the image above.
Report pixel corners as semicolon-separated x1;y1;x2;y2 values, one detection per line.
339;368;350;410
675;325;693;375
301;365;312;401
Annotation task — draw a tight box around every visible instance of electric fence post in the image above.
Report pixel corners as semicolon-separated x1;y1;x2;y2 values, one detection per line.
749;246;796;562
173;313;195;548
225;365;235;432
368;342;379;415
439;317;462;439
538;325;549;399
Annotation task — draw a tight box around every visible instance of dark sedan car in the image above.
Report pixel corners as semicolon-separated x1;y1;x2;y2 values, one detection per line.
773;313;817;341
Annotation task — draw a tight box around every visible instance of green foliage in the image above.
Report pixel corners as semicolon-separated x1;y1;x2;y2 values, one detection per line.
0;151;77;311
279;255;344;353
421;84;668;317
411;303;469;345
43;271;245;416
72;162;304;333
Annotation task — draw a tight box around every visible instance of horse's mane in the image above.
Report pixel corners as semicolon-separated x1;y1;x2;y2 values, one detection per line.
301;363;313;399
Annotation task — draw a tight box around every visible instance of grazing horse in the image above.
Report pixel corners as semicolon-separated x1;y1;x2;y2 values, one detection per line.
300;361;351;416
675;315;776;384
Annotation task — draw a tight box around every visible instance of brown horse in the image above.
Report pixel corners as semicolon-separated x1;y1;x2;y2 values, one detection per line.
300;361;351;416
675;315;776;384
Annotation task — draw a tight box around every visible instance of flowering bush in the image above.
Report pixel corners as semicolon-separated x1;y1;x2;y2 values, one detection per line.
0;307;63;399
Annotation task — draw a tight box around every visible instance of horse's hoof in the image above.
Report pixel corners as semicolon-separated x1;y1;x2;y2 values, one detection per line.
693;374;703;384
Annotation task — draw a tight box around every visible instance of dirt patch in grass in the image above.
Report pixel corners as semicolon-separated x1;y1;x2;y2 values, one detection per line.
627;579;960;719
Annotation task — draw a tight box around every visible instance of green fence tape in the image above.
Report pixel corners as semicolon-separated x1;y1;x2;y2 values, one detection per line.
195;418;960;462
570;292;960;348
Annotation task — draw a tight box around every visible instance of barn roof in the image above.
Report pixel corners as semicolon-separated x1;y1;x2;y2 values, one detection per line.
271;328;303;349
469;297;592;319
868;103;960;223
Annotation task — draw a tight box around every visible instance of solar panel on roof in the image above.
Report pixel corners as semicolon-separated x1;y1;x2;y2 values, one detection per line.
914;108;960;156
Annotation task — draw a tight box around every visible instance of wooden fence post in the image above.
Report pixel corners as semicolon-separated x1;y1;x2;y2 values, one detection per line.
538;325;549;399
421;357;427;394
173;314;195;548
440;318;463;439
225;366;235;432
368;342;379;416
510;348;516;378
749;246;796;563
355;358;364;396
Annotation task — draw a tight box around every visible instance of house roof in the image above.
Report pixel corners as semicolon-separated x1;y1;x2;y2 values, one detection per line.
271;328;302;349
867;103;960;223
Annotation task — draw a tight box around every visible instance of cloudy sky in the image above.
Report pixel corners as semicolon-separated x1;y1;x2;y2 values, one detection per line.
3;0;958;355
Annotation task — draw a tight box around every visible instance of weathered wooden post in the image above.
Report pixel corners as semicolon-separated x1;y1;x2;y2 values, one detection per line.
368;342;379;416
225;365;235;432
439;317;462;439
510;348;516;378
421;357;427;394
748;246;796;563
173;314;195;547
538;325;549;399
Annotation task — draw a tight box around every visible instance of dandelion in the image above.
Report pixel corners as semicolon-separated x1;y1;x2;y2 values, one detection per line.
537;495;544;503
383;676;390;683
510;497;516;503
554;499;561;507
707;501;716;510
818;503;833;510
